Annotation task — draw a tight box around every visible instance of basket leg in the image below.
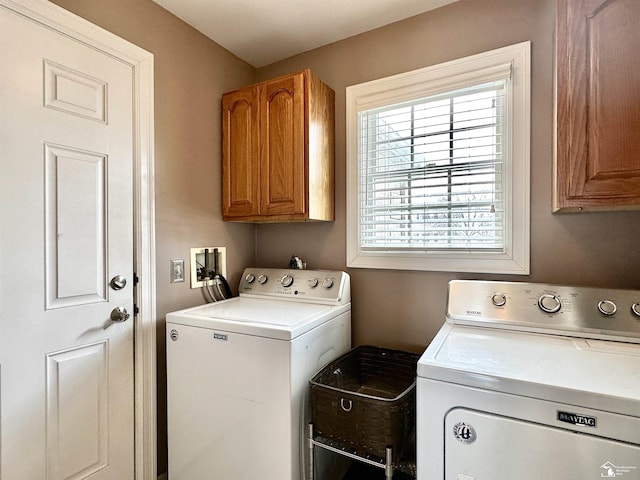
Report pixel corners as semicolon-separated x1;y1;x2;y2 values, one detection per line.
308;423;315;480
385;447;393;480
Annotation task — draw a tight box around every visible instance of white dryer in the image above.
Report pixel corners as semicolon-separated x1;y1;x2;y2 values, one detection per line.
417;280;640;480
166;268;351;480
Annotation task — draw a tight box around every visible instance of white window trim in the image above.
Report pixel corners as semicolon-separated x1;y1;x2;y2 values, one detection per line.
346;41;530;275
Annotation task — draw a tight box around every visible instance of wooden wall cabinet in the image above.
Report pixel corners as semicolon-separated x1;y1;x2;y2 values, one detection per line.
222;69;335;222
555;0;640;212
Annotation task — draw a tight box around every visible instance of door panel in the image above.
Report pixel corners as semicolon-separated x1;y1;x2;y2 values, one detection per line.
43;59;108;123
0;8;134;480
45;144;108;307
260;73;306;215
445;408;640;479
555;0;640;209
46;342;109;479
222;88;260;218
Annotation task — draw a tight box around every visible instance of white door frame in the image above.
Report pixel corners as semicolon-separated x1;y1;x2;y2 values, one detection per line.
0;0;157;478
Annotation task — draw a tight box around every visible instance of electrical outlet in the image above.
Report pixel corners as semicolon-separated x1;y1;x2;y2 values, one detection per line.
171;259;185;283
190;247;227;289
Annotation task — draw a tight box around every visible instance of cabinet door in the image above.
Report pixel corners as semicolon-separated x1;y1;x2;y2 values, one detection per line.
222;87;260;218
555;0;640;211
260;72;306;216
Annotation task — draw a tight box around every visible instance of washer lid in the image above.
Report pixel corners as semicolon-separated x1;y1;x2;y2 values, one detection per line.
166;297;350;340
418;323;640;417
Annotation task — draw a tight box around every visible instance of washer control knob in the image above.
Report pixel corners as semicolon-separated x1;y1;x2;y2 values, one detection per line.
491;293;507;307
280;274;294;287
257;274;268;285
631;303;640;318
322;278;334;289
597;300;617;316
245;274;255;284
538;294;561;314
307;277;319;288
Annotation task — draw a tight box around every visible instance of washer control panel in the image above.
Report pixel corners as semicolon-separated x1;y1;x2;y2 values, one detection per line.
238;268;350;305
537;293;561;314
447;280;640;342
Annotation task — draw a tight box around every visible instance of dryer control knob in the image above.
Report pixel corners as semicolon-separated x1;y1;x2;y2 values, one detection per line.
491;293;507;307
307;277;319;288
280;274;294;287
538;294;561;314
257;274;268;285
631;303;640;318
598;300;617;316
245;274;255;284
322;278;334;289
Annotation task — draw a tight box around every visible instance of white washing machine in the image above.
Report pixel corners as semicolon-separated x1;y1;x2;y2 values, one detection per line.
166;268;351;480
417;280;640;480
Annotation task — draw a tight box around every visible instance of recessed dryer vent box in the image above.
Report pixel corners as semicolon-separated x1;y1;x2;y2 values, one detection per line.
190;247;227;289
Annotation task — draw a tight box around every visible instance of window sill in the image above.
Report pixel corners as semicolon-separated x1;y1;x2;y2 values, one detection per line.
347;249;530;275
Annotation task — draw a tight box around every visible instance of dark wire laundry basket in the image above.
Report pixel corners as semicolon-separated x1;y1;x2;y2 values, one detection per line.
310;345;419;461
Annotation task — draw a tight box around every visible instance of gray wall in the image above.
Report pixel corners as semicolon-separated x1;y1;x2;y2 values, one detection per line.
255;0;640;353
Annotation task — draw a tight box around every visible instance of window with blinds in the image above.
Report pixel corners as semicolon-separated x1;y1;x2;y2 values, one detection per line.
359;80;505;251
346;42;530;274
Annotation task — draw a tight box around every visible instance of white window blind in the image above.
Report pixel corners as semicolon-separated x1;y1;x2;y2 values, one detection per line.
359;80;506;251
346;42;530;274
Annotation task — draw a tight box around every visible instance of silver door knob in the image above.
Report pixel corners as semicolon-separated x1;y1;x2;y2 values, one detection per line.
110;306;130;323
110;275;127;290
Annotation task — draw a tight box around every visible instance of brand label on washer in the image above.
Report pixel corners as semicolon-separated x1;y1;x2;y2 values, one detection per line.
557;411;597;427
213;333;228;341
453;422;477;444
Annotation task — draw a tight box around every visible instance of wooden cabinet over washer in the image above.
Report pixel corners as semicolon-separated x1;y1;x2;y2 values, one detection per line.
554;0;640;212
222;69;335;222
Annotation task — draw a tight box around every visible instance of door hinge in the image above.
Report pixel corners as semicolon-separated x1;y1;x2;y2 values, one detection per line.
134;304;140;316
133;273;139;286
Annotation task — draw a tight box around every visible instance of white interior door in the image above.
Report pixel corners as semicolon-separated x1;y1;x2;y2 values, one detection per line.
0;7;135;480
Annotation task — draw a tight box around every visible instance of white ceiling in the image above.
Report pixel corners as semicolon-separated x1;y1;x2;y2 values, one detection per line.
152;0;459;67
